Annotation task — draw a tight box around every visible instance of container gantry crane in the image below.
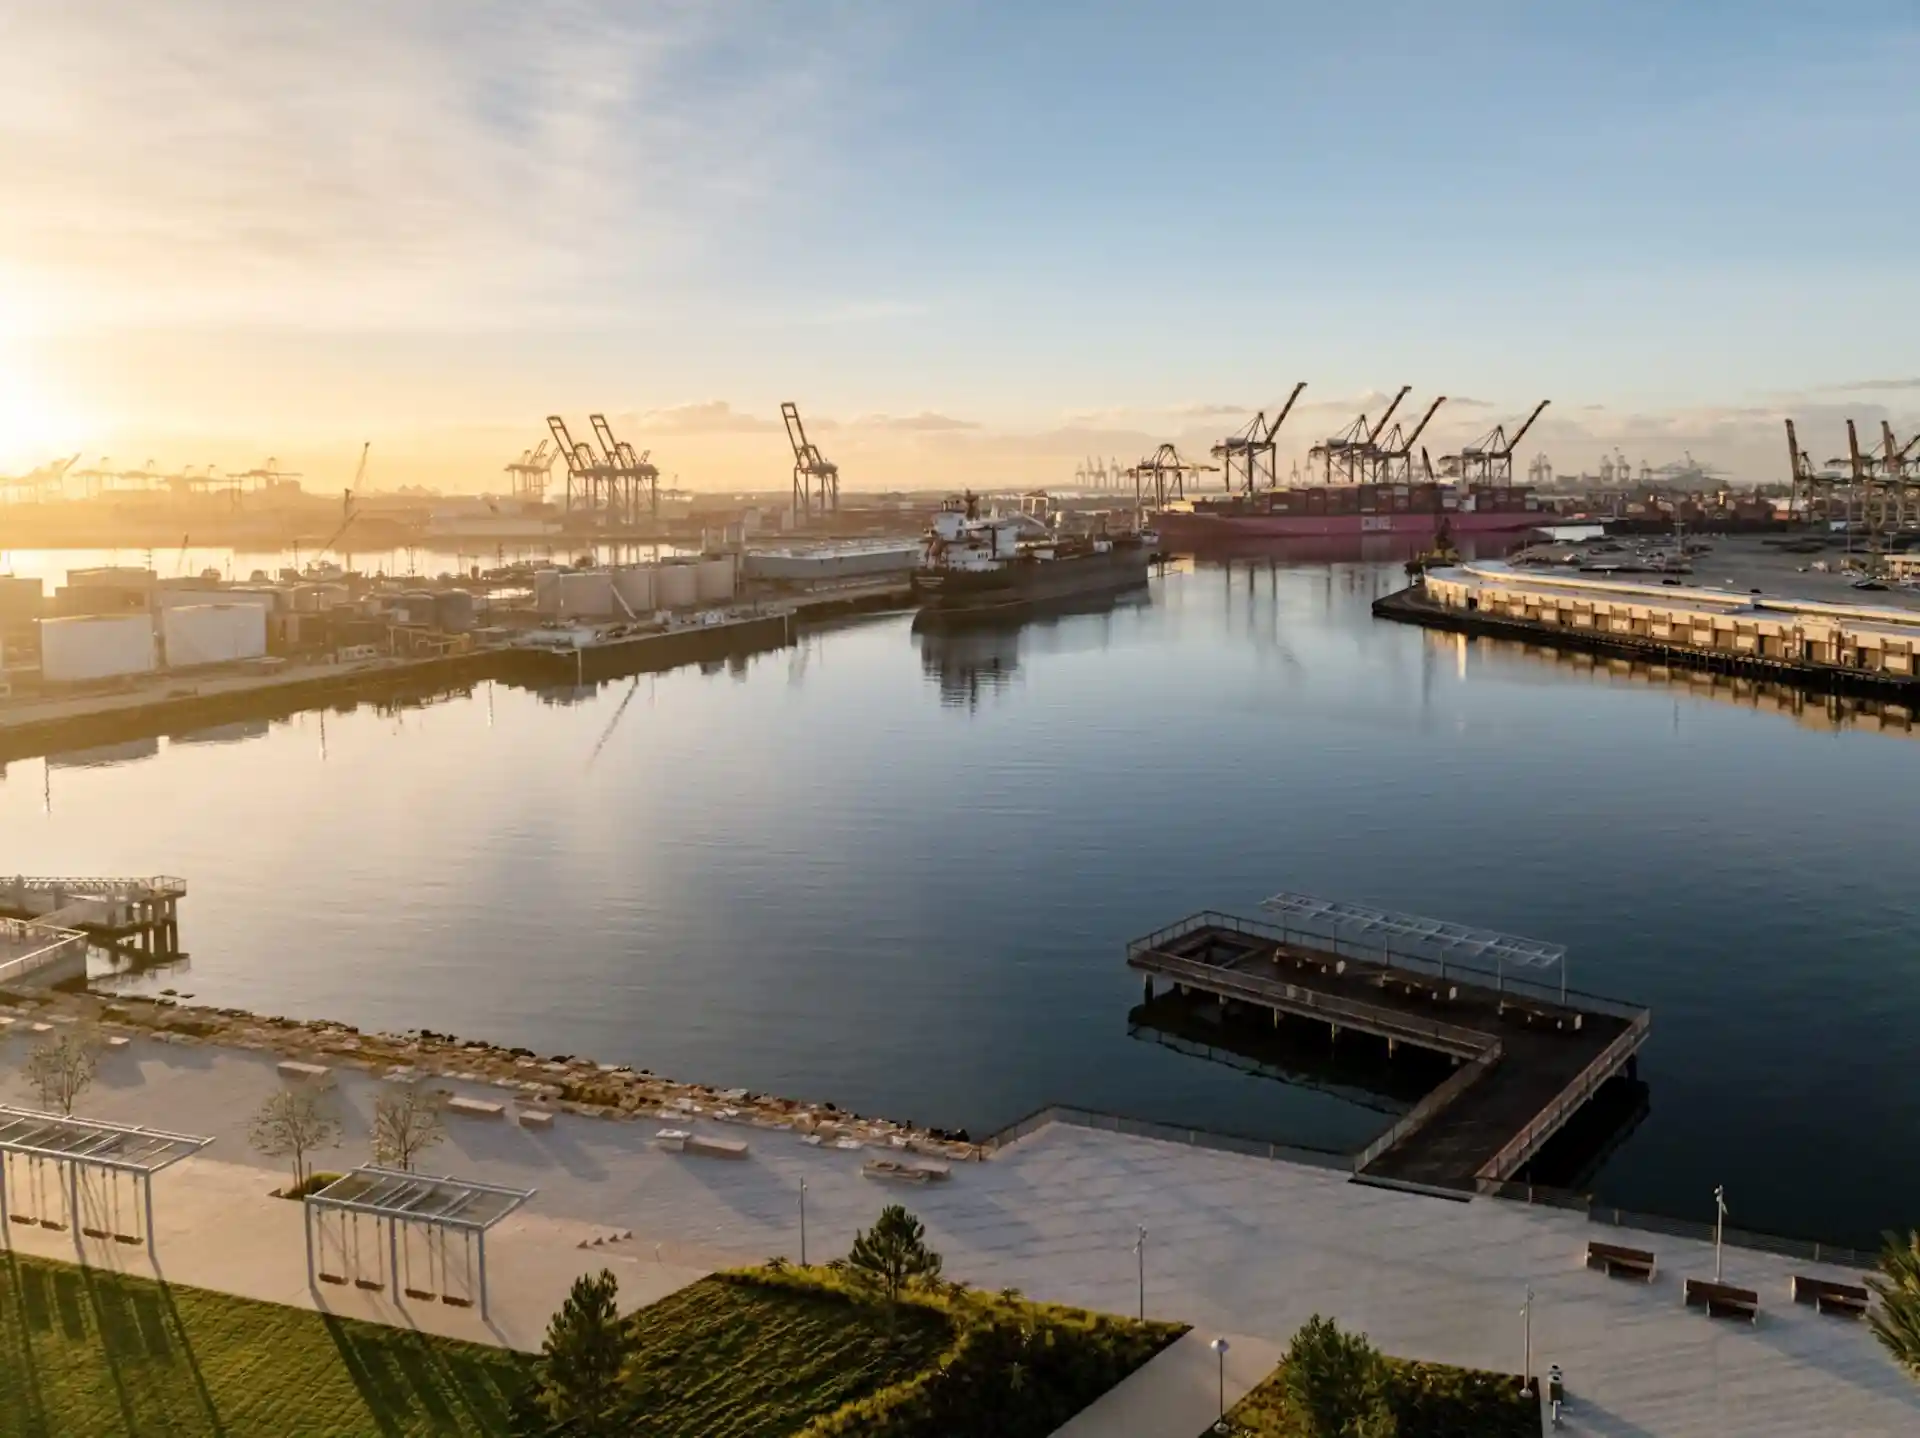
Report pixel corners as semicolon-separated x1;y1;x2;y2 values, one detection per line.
782;402;839;519
1450;401;1549;486
1212;383;1307;494
1372;395;1447;484
1308;385;1410;484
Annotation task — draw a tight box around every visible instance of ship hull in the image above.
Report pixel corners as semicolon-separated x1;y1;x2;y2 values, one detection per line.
913;546;1151;624
1155;509;1546;542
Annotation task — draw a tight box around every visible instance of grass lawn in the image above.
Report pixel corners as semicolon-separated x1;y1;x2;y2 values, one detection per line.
0;1249;532;1437
612;1272;953;1437
1220;1355;1538;1438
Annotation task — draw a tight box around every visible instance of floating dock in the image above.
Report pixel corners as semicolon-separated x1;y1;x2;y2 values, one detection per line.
1127;896;1648;1192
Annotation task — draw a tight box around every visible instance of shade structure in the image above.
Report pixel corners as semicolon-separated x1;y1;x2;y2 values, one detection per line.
0;1105;213;1256
302;1165;535;1321
1261;890;1567;996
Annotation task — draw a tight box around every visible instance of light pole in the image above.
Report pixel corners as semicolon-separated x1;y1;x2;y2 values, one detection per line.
1713;1185;1726;1281
1134;1225;1146;1321
1522;1286;1534;1394
800;1179;808;1267
1209;1336;1230;1433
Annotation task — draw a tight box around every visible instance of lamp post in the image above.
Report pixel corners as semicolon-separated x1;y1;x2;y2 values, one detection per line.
1134;1225;1146;1321
799;1179;808;1267
1713;1185;1726;1281
1209;1336;1230;1433
1522;1286;1534;1394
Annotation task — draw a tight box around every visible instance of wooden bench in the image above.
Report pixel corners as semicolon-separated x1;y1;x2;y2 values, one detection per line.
516;1108;554;1131
685;1135;749;1160
445;1095;503;1120
1586;1240;1656;1282
276;1060;331;1081
1791;1274;1868;1318
1685;1278;1759;1324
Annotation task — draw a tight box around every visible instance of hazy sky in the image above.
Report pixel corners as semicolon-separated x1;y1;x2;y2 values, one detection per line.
2;0;1916;488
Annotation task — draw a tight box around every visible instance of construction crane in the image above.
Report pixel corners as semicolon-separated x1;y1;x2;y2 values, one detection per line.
1212;383;1308;494
782;402;839;519
1450;401;1549;486
1372;395;1447;484
1308;386;1410;484
316;443;369;559
1126;443;1216;509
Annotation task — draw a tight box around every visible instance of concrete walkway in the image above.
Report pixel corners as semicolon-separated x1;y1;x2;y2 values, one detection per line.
1052;1331;1282;1438
0;1026;1913;1434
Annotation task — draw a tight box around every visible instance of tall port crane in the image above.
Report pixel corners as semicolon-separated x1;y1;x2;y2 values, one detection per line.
1372;395;1447;484
506;439;555;503
1126;443;1215;509
590;413;659;525
782;402;839;519
1450;401;1549;486
1212;383;1307;494
1309;385;1410;484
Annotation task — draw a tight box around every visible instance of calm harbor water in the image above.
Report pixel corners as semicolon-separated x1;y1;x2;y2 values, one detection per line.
4;547;1918;1246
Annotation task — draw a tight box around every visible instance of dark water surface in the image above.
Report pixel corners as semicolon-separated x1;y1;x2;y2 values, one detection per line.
4;553;1917;1246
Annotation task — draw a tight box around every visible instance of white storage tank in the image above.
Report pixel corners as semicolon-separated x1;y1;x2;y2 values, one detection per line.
612;564;656;614
39;614;157;682
161;603;268;668
655;560;698;608
696;556;735;603
534;568;562;615
557;569;615;618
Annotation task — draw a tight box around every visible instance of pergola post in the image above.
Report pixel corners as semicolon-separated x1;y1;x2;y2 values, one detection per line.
478;1230;489;1321
303;1197;316;1290
388;1216;400;1303
144;1173;157;1260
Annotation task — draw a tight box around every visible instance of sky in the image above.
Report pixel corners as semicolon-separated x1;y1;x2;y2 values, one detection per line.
1;0;1916;491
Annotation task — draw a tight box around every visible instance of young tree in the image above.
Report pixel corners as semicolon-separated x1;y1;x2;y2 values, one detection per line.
22;1030;98;1115
1868;1230;1920;1381
249;1082;342;1194
1280;1314;1395;1438
538;1268;629;1434
846;1204;943;1312
371;1083;449;1172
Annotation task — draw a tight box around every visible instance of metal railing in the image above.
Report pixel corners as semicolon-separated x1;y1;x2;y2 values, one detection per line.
0;917;87;988
1474;1009;1652;1182
984;1107;1883;1271
1353;1046;1502;1172
978;1104;1351;1172
1129;909;1647;1021
7;875;185;898
1132;944;1494;1058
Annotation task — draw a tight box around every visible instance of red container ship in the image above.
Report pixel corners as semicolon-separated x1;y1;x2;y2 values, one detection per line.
1154;481;1547;542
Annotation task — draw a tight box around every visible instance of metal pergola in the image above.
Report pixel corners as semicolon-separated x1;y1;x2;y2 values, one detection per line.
1261;890;1569;999
303;1166;534;1321
0;1106;213;1256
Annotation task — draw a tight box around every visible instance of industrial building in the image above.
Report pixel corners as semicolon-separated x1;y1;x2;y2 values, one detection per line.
1420;562;1920;678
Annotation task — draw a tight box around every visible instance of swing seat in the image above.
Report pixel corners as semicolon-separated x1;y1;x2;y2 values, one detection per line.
37;1218;67;1230
319;1272;349;1286
112;1233;142;1246
353;1278;385;1291
440;1294;472;1308
404;1287;435;1301
8;1213;33;1225
82;1225;110;1239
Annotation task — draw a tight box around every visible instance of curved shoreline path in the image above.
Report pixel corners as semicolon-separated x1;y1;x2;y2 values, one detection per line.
0;1019;1910;1435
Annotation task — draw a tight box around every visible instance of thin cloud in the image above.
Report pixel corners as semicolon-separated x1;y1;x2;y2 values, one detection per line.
0;1;860;331
632;401;780;435
1171;402;1254;418
849;412;981;432
1814;378;1920;392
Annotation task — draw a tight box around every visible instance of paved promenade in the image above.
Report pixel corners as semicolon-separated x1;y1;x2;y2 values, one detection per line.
1;1030;1913;1434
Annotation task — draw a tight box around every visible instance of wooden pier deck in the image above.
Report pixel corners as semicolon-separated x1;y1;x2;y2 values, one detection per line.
1126;911;1649;1191
0;875;186;965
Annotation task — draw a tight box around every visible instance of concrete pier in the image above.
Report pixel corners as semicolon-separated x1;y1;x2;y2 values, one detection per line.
1128;909;1649;1192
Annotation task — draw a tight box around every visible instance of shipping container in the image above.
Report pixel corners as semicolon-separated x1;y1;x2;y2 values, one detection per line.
39;614;157;682
161;603;267;668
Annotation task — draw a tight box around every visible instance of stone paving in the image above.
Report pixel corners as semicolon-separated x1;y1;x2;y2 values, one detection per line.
1;1030;1914;1434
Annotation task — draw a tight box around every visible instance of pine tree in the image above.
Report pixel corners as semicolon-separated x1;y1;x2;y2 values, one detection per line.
538;1269;629;1434
1280;1314;1395;1437
846;1204;943;1317
1868;1230;1920;1381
